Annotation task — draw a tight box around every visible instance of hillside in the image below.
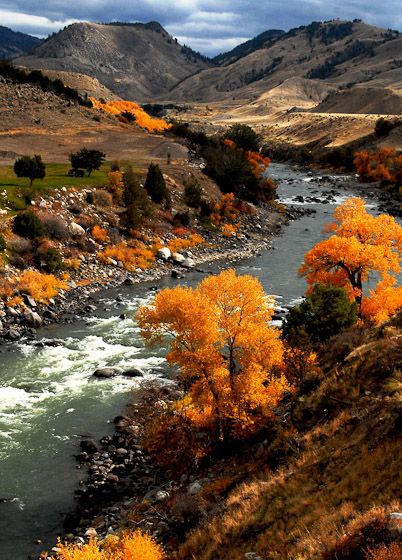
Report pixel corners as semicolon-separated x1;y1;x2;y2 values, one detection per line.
14;22;212;101
167;20;402;106
213;29;285;66
314;86;402;114
0;25;42;59
176;315;402;559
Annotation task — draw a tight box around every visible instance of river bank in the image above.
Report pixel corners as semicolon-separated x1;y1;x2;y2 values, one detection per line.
2;161;399;560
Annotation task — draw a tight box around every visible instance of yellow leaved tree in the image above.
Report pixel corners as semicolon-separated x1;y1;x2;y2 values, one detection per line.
300;197;402;323
137;269;287;440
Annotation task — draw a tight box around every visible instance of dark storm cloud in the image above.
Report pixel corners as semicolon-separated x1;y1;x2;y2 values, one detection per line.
1;0;401;55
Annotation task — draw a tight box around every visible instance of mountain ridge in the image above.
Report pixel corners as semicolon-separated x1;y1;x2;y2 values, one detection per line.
0;25;42;59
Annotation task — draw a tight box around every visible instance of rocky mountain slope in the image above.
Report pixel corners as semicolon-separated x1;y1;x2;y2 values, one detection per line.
0;25;42;59
167;20;402;108
14;22;211;101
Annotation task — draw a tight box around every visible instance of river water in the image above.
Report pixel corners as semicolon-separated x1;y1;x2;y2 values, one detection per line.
0;163;384;559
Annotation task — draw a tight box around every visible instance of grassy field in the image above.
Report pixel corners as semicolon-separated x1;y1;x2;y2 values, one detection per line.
0;162;110;212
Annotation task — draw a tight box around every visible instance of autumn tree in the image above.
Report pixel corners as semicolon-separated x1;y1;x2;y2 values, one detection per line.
137;269;287;440
300;197;402;323
14;154;45;186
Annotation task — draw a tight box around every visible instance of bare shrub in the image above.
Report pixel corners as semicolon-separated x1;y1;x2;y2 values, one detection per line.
93;189;113;207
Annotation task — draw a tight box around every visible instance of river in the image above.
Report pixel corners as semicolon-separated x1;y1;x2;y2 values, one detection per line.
0;163;384;559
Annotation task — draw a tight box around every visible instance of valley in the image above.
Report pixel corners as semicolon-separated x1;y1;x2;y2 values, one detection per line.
0;13;401;560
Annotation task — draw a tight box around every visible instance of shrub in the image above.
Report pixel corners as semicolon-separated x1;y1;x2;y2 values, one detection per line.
106;171;124;203
92;189;113;207
168;233;204;253
98;242;155;270
184;175;203;208
144;163;171;208
121;167;154;228
283;284;358;345
37;212;69;240
0;235;6;252
365;543;402;560
13;210;45;239
173;211;190;227
40;247;64;273
54;530;163;560
91;225;108;243
0;270;68;304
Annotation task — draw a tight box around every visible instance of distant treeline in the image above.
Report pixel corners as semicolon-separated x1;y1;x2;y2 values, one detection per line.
0;61;93;107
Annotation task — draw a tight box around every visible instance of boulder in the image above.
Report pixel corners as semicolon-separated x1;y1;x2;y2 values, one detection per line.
182;257;195;268
93;367;118;378
171;252;185;264
157;247;171;260
187;481;203;495
69;222;85;236
171;269;184;279
24;295;37;308
6;329;21;341
123;368;144;378
23;311;43;328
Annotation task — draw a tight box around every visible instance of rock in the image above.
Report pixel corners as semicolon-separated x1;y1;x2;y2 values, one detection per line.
245;553;262;560
0;320;2;331
93;367;118;378
119;313;127;320
23;311;42;328
171;269;184;279
84;528;98;538
171;252;185;264
124;277;135;285
6;329;21;341
182;257;195;268
24;295;37;308
157;247;171;260
69;222;85;236
123;368;144;378
155;490;169;502
187;481;203;495
43;309;57;320
80;439;99;454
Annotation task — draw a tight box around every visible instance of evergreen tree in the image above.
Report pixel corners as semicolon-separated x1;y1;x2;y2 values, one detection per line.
144;163;171;208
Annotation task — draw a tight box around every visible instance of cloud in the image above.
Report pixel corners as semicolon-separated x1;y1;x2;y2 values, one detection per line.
0;0;401;54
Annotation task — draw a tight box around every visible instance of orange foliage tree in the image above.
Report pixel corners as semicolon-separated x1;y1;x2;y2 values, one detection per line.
210;193;240;236
137;269;287;440
90;98;170;133
300;197;402;323
106;170;124;203
168;233;204;253
354;148;402;186
53;530;163;560
98;242;155;271
91;225;108;243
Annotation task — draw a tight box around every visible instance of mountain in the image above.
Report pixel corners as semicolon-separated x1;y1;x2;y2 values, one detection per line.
14;22;212;101
213;29;285;66
166;20;402;106
0;25;42;59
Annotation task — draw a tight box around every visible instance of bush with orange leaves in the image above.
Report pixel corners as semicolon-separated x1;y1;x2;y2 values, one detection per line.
168;233;204;254
91;225;108;244
354;148;402;186
53;530;163;560
106;170;124;203
90;98;170;134
0;270;68;306
98;242;155;271
210;193;240;236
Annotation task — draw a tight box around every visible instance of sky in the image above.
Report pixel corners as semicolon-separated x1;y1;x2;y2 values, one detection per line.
1;0;401;56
